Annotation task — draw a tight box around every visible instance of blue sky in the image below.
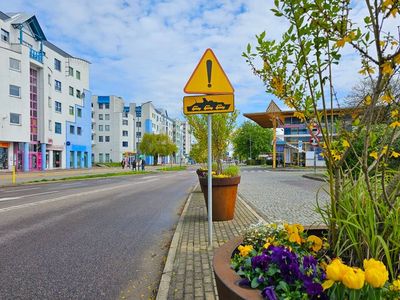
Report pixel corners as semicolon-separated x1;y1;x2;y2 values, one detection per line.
2;1;396;123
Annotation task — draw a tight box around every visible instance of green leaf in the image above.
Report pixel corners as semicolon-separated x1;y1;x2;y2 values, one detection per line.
247;43;251;54
251;277;260;289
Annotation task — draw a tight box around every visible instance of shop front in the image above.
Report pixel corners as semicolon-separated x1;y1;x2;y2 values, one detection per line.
0;142;9;170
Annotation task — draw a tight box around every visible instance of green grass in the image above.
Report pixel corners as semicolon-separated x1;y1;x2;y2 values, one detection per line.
157;166;187;171
27;171;152;183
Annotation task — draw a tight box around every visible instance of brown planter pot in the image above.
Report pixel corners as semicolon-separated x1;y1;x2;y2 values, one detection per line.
199;176;241;221
213;228;328;300
213;237;262;300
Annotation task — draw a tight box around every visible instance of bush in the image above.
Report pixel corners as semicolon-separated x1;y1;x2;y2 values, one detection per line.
222;165;240;177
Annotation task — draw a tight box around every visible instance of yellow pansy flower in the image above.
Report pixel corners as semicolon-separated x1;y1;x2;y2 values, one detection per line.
369;151;379;160
363;258;389;288
322;279;335;291
307;235;323;252
342;267;365;290
289;232;302;244
381;62;394;75
238;245;253;257
390;278;400;291
391;151;400;158
390;121;400;128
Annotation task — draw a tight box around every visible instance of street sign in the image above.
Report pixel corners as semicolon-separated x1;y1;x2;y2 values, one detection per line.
184;48;234;95
298;140;303;151
310;137;319;146
183;94;234;115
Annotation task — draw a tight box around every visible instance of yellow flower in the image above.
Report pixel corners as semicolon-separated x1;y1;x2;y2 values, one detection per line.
271;76;284;96
391;151;400;158
294;111;306;122
284;223;298;234
342;140;350;148
238;245;253;257
381;93;393;103
295;224;304;233
364;95;372;105
392;109;399;118
390;121;400;128
390;8;398;17
363;258;389;288
322;279;335;291
381;62;394;76
369;151;379;160
342;267;365;290
390;278;400;291
395;53;400;65
336;36;351;48
289;232;302;244
326;259;348;281
382;0;394;10
307;235;323;252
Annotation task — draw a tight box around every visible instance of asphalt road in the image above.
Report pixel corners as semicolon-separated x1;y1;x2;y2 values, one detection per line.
0;170;197;299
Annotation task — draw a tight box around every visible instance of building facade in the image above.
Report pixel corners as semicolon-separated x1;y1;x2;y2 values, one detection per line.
91;95;136;163
0;11;91;171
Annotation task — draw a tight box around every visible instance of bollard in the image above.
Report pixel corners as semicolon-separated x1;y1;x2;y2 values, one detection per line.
12;165;16;184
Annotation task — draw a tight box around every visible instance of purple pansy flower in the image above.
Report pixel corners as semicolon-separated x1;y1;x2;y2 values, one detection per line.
261;286;278;300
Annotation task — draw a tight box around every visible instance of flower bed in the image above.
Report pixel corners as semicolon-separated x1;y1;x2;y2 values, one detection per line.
228;223;400;299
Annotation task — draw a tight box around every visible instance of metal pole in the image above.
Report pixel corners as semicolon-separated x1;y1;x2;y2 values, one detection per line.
314;146;317;174
249;135;252;160
272;118;276;169
207;114;213;247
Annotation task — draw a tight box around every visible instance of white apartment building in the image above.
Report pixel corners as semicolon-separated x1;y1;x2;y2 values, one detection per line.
91;95;136;163
0;11;91;171
182;121;192;160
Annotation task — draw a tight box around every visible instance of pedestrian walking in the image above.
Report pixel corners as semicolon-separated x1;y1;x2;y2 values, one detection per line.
132;160;137;171
141;159;145;171
121;159;124;169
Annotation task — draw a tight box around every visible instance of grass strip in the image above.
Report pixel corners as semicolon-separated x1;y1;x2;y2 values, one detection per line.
156;166;187;171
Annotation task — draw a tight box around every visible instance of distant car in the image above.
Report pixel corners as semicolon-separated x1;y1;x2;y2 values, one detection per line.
204;105;213;111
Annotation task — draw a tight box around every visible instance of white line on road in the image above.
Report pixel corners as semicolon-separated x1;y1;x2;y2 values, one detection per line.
0;191;60;202
1;187;41;193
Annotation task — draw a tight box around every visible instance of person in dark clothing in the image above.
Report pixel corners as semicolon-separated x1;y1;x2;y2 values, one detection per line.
121;159;124;169
132;160;137;171
141;159;145;171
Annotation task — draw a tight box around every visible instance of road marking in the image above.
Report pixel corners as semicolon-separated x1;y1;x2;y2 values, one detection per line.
0;191;59;202
1;187;40;193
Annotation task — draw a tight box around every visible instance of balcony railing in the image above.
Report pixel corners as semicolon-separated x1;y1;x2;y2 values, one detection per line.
29;48;44;63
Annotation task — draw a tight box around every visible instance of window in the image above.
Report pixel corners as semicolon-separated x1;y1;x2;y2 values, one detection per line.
105;114;110;120
136;132;141;138
55;101;62;113
99;125;104;131
48;97;52;108
105;103;109;109
48;74;51;85
49;120;52;131
55;122;62;134
105;153;110;162
77;108;82;117
136;121;141;128
77;127;82;135
76;70;81;80
76;89;81;98
9;58;21;71
69;106;74;115
10;113;21;125
99;114;103;120
98;103;104;109
99;136;103;142
105;125;110;131
122;130;128;136
70;125;75;134
54;58;61;71
105;136;110;142
69;86;74;96
55;80;61;92
1;29;9;42
68;66;73;76
99;153;103;162
9;85;21;97
123;112;128;118
122;141;128;147
122;120;128;126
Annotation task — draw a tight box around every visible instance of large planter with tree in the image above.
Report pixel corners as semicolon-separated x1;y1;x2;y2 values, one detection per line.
199;175;241;221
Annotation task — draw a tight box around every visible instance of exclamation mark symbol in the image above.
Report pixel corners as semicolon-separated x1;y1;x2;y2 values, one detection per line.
206;60;212;88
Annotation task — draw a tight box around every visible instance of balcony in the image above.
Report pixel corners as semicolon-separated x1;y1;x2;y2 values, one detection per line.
29;48;44;63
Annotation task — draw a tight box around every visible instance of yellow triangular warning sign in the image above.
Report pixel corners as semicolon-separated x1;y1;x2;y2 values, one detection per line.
184;48;234;94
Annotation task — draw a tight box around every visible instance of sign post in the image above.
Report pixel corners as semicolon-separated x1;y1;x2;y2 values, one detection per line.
183;48;235;248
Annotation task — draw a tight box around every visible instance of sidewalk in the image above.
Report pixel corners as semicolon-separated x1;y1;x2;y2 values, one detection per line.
157;185;265;300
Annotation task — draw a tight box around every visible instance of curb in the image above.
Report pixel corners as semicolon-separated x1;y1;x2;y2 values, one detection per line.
237;194;266;223
302;174;327;182
156;183;198;300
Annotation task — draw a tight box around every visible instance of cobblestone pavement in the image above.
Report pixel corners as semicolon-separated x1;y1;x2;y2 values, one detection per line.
238;167;330;225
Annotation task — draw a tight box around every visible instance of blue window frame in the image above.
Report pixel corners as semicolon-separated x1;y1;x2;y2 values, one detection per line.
55;122;62;134
55;80;61;92
55;101;62;113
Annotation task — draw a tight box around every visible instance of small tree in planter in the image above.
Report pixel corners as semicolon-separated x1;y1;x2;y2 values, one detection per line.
244;0;400;280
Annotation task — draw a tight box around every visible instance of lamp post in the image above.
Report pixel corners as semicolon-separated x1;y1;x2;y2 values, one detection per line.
249;135;252;160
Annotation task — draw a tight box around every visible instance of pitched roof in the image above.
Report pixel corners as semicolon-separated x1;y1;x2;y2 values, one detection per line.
8;12;46;41
0;11;9;20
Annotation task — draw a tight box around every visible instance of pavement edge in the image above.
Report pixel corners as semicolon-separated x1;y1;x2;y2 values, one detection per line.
237;194;266;222
156;183;198;300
